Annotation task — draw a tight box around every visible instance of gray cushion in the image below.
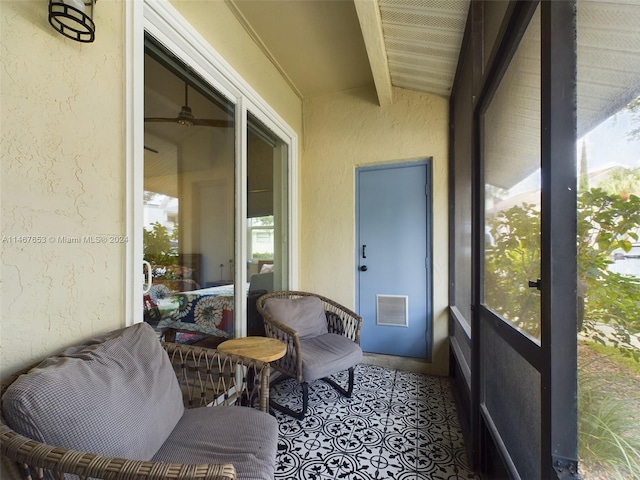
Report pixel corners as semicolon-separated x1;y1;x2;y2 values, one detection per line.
249;271;274;293
263;296;328;339
2;323;184;461
300;333;363;382
153;406;278;480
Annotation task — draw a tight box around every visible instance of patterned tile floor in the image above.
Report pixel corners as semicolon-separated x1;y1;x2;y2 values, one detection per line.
271;364;478;480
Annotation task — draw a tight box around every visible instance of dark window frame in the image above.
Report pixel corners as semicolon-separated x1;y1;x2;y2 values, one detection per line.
449;1;580;477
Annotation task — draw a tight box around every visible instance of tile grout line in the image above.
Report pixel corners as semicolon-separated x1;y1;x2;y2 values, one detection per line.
378;366;400;479
438;376;469;480
273;365;477;480
332;364;400;480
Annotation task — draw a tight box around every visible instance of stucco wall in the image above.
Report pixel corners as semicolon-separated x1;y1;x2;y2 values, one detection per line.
170;0;303;136
301;86;449;375
1;0;126;377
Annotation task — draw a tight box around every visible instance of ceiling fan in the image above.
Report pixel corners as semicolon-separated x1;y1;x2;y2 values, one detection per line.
145;83;233;128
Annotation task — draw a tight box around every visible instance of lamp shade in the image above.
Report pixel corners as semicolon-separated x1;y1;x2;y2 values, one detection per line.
48;0;95;43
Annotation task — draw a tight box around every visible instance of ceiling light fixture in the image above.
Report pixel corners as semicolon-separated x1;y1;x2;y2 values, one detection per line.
48;0;96;43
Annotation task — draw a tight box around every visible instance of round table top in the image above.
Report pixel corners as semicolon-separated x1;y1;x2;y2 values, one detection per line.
217;336;286;363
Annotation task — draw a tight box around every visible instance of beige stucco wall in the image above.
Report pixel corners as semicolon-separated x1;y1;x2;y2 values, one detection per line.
1;0;127;377
169;0;303;136
301;86;449;375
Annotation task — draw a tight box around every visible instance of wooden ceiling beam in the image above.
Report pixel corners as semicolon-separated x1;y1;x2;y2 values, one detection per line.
354;0;394;106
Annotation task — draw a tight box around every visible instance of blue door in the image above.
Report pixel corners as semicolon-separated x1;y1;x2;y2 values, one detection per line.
356;161;431;359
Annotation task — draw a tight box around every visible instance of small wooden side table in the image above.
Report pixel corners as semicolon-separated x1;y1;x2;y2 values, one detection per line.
217;336;286;363
217;337;286;408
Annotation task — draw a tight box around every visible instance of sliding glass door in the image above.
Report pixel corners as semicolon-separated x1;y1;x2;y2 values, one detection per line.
142;42;236;344
140;34;291;343
246;113;289;335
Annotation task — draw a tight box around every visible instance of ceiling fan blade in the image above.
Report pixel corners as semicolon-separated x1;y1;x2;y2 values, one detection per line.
145;117;232;127
192;118;234;128
144;117;181;123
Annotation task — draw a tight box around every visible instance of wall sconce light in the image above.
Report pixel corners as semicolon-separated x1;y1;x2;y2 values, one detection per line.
48;0;96;43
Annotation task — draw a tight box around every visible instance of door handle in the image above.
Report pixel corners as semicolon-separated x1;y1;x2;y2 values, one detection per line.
360;265;368;272
143;260;152;294
528;278;541;290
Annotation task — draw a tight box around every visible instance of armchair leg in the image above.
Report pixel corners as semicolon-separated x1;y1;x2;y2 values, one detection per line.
321;367;355;398
269;376;309;420
270;367;355;420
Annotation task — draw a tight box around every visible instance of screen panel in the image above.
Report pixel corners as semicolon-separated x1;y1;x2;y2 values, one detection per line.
483;6;541;340
453;40;474;327
482;322;541;479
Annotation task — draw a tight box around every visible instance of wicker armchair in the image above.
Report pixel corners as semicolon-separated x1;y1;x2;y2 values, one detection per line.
256;291;363;419
0;342;271;480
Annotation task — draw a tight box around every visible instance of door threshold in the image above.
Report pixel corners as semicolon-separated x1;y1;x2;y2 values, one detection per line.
362;352;440;375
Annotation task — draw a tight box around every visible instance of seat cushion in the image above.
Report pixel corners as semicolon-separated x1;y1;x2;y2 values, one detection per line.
263;296;328;339
2;323;184;461
300;333;363;382
153;406;278;480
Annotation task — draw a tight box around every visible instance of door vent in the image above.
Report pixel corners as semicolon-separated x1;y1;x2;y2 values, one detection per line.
376;295;409;327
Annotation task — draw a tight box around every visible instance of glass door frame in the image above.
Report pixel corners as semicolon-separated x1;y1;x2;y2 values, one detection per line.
125;0;298;337
472;1;579;478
